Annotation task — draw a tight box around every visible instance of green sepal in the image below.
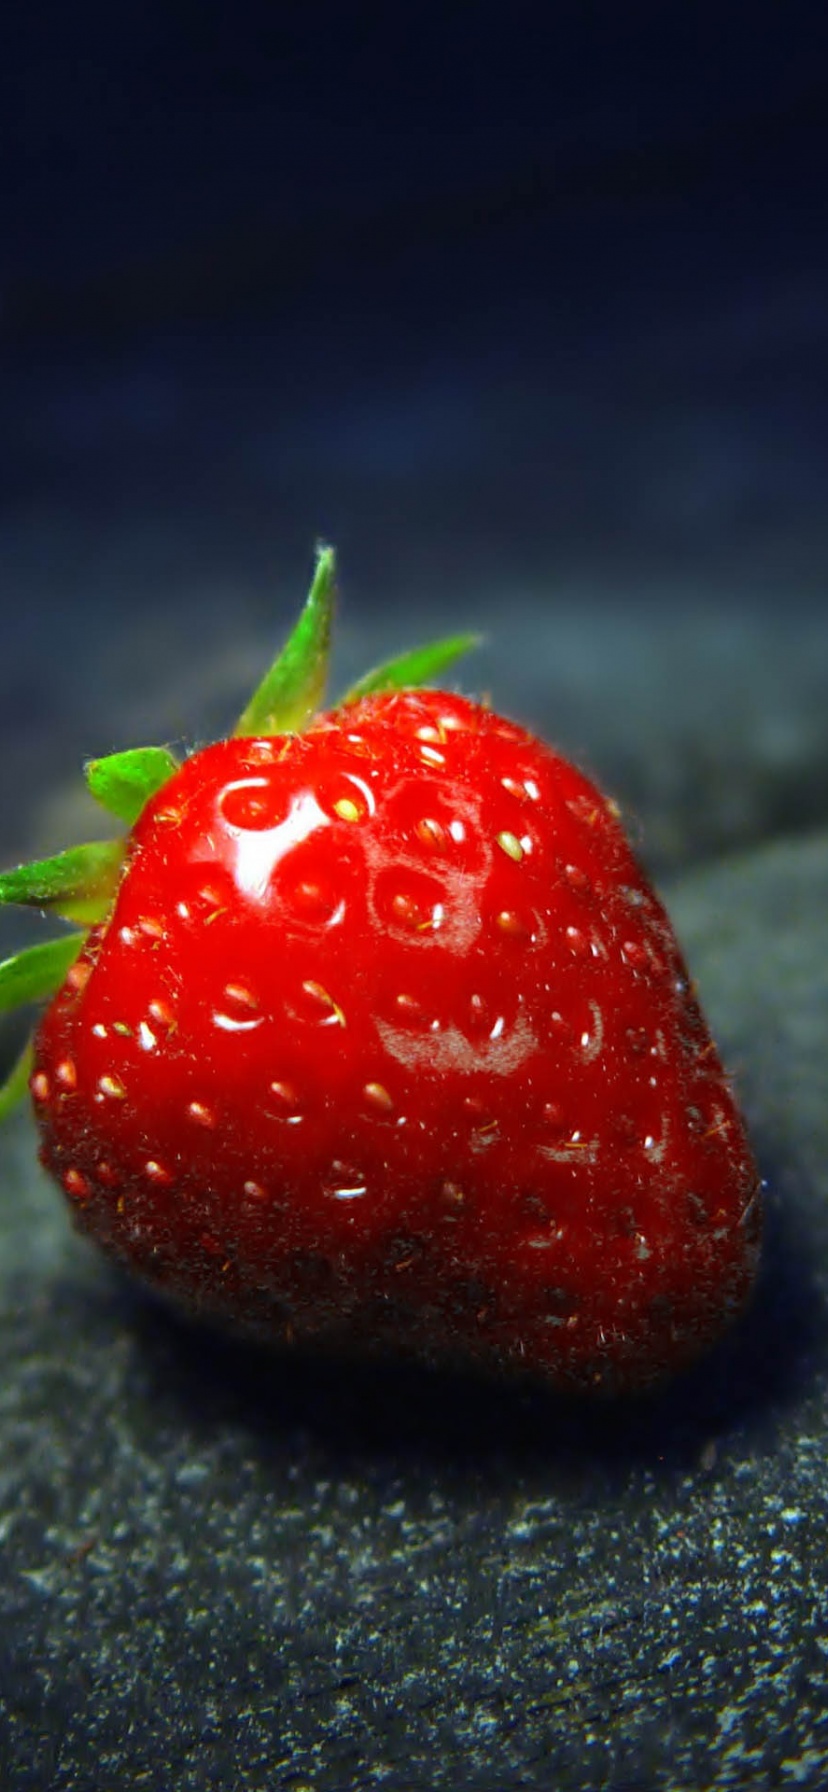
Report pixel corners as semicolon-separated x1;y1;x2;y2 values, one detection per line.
234;545;337;737
0;1034;35;1122
0;840;124;924
86;745;179;825
340;631;482;707
0;932;86;1016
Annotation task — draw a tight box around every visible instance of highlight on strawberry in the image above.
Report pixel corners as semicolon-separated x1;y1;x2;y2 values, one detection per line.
0;547;762;1393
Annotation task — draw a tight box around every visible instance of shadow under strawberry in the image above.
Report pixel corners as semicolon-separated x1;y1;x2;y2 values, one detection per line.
106;1149;819;1484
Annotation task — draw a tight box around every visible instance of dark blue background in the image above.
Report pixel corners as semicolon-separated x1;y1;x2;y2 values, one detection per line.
1;0;827;878
3;0;827;586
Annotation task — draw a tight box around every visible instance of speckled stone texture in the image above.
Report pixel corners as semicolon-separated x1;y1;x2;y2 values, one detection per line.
2;828;827;1791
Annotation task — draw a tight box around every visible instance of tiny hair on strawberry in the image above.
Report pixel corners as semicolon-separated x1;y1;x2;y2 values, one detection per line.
0;547;761;1393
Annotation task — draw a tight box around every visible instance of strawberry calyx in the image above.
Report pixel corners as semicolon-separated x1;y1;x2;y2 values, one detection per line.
0;545;479;1115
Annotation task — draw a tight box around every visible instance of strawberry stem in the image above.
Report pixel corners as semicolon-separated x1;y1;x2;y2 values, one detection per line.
0;933;86;1013
0;841;124;925
234;544;337;738
341;632;482;706
0;1035;35;1122
86;746;179;824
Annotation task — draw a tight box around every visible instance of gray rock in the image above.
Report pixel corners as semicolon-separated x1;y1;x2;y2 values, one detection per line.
1;830;827;1790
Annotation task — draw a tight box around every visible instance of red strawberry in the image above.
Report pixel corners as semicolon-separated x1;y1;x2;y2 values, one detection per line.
0;550;760;1392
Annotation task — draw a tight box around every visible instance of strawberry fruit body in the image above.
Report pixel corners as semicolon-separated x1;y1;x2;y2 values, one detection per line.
1;552;761;1393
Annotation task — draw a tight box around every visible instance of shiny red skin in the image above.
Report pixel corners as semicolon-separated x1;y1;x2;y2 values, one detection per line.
31;690;761;1392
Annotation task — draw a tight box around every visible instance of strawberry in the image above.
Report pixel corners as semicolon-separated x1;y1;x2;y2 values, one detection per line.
0;549;761;1392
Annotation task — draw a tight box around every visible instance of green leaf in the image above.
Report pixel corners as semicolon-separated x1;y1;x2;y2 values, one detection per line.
86;745;179;824
234;544;337;737
0;933;86;1016
0;840;124;924
340;631;482;706
0;1034;35;1122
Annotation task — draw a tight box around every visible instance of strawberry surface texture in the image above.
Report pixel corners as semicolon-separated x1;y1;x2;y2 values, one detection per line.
2;555;761;1392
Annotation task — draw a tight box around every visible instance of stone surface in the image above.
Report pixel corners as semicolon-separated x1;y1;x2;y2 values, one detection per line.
1;830;827;1790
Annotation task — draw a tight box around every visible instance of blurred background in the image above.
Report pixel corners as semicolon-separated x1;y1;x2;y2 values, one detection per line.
2;0;828;885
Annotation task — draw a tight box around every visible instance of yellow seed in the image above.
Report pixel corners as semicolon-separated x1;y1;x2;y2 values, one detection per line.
442;1180;465;1204
495;909;526;936
302;980;346;1027
224;982;258;1009
98;1074;127;1100
144;1160;172;1186
63;1168;90;1200
187;1100;216;1128
364;1081;393;1112
496;831;524;862
416;817;445;850
333;796;361;822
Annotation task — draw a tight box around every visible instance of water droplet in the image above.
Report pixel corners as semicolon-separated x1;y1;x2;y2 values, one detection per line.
56;1059;77;1091
565;924;589;957
137;1022;157;1052
92;1023;108;1039
187;1100;216;1128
